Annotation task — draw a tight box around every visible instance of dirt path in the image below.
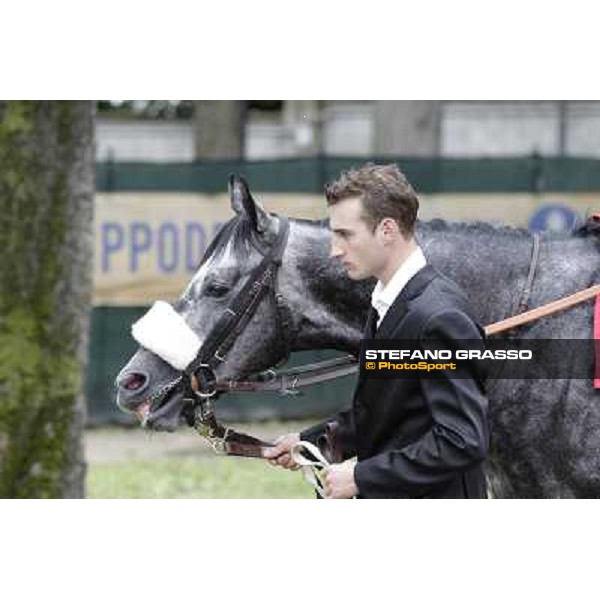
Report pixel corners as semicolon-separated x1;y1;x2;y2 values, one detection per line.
84;420;315;463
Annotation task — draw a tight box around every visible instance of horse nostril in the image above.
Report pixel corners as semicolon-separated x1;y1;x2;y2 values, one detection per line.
120;372;147;392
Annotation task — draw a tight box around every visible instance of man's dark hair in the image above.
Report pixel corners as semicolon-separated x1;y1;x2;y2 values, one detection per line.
324;163;419;236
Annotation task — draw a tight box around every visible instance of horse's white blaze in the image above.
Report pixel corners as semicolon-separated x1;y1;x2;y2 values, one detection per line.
183;236;238;300
177;237;244;348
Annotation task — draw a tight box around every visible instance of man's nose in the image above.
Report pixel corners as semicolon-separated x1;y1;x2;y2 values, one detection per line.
330;240;343;259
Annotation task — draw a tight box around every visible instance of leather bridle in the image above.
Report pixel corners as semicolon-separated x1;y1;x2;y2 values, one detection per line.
176;216;295;457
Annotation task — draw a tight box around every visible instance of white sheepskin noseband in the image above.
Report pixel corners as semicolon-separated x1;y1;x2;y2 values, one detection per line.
131;301;201;371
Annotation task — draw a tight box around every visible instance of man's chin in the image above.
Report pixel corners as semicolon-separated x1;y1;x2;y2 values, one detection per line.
346;269;369;281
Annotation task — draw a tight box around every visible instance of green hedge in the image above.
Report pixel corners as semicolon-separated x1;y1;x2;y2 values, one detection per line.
96;156;600;194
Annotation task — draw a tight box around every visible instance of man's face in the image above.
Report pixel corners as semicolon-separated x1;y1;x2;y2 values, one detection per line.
328;196;386;280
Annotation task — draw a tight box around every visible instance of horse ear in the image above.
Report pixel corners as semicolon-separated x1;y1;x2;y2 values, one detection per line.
228;174;273;234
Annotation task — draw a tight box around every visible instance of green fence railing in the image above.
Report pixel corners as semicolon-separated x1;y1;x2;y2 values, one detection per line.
96;156;600;195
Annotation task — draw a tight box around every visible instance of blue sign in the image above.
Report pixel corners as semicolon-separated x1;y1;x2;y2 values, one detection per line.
100;220;224;273
528;204;578;233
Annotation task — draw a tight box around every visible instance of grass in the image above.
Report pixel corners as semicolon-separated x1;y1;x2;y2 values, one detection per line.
87;456;314;499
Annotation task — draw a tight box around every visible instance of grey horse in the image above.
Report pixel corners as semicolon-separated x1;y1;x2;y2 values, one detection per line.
115;176;600;498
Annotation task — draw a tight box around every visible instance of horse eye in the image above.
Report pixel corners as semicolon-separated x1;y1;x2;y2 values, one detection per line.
205;282;230;298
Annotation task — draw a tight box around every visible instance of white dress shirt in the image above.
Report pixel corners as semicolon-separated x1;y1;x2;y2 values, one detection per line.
371;246;427;328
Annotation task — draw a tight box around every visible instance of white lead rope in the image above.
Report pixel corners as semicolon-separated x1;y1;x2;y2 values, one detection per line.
290;441;331;498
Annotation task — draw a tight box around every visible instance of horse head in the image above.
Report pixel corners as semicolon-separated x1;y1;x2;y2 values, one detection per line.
115;175;306;431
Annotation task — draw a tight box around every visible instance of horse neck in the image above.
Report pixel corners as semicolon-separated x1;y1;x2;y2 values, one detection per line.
416;220;535;325
284;219;370;354
282;218;537;353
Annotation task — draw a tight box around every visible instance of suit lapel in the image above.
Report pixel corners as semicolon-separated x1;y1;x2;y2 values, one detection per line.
363;307;378;339
376;265;437;339
355;307;378;393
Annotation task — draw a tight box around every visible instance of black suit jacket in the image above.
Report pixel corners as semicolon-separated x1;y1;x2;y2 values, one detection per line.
301;265;490;499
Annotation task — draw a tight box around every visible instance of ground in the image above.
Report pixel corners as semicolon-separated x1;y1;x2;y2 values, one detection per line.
85;419;314;462
85;420;316;498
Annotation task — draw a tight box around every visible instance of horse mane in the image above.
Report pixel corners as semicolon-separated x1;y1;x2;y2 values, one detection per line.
419;218;532;239
293;215;534;239
421;217;600;242
290;213;600;242
197;216;256;269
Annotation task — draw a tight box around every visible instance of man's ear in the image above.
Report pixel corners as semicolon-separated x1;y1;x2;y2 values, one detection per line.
378;218;394;235
378;218;404;245
229;174;273;234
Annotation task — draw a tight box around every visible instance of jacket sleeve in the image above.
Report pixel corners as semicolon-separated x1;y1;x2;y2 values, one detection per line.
300;408;357;461
354;309;490;498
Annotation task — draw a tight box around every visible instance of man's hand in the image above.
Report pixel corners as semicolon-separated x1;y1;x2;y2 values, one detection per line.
323;461;358;499
263;433;301;470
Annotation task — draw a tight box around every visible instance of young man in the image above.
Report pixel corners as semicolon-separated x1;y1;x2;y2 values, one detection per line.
264;163;490;499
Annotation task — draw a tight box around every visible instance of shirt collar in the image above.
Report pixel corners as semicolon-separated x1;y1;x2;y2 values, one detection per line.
371;246;427;315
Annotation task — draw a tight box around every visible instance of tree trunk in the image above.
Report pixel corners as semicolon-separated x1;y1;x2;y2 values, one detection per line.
0;101;95;498
193;101;246;160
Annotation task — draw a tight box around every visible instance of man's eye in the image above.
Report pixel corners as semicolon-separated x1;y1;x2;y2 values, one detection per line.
205;282;230;297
